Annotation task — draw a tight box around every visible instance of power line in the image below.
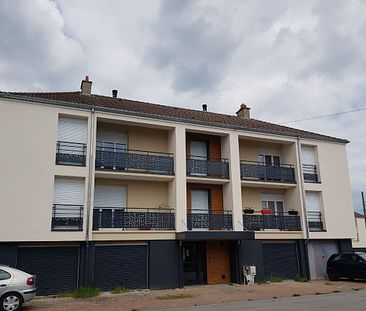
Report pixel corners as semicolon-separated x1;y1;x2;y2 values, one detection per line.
279;107;366;124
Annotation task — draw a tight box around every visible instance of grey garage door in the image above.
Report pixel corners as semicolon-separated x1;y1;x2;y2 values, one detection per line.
94;245;147;291
17;246;79;295
263;243;299;280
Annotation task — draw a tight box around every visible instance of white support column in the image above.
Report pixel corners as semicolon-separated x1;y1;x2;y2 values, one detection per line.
222;132;243;231
169;125;187;232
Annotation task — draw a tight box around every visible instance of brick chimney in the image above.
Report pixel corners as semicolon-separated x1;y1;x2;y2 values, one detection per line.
80;75;92;95
236;103;250;119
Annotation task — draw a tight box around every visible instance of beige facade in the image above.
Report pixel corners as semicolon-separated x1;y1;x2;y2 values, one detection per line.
0;95;356;243
353;215;366;249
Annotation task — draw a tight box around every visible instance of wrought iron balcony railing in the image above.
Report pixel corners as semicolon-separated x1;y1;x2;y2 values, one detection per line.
95;142;174;175
186;156;229;179
243;211;301;231
307;211;324;231
51;204;83;231
303;164;319;183
240;160;295;183
56;141;87;166
92;207;175;230
187;210;233;230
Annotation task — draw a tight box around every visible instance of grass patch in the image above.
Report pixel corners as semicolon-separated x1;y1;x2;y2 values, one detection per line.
293;293;301;297
332;290;340;293
111;286;129;294
257;280;269;285
314;292;324;295
272;296;278;299
270;276;283;283
352;288;361;291
294;275;309;282
66;287;100;298
156;293;193;300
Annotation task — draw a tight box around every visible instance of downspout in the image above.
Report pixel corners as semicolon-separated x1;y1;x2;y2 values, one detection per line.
296;136;311;279
84;107;95;286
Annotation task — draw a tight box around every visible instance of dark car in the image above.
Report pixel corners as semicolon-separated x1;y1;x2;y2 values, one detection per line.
327;252;366;281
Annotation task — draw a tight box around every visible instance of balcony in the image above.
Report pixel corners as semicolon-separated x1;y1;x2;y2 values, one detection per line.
95;142;174;175
307;211;324;231
56;141;86;166
243;211;301;231
240;161;295;183
187;210;232;230
92;207;175;230
51;204;83;231
186;157;229;179
303;164;319;183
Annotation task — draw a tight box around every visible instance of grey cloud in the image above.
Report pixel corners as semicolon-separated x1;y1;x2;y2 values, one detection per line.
144;0;239;93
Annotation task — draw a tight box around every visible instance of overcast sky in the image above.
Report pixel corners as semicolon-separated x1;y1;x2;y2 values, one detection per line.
1;0;365;211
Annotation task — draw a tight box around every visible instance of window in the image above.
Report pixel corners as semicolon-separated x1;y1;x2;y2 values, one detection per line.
190;141;208;159
259;153;280;166
305;191;324;231
261;194;284;214
191;190;210;214
52;177;85;231
0;270;11;280
56;116;87;166
301;145;318;182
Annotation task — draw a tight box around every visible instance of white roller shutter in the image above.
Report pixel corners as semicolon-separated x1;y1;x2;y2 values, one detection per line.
190;141;207;159
58;117;87;143
53;177;84;217
191;190;209;213
305;191;321;212
94;185;126;208
301;146;315;165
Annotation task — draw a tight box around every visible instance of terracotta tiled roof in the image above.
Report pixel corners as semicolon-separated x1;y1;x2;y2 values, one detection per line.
1;91;348;143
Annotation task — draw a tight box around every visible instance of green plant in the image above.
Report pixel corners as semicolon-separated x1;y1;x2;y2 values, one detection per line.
69;287;100;298
112;286;129;294
257;280;269;285
294;275;309;282
156;293;193;300
269;276;283;283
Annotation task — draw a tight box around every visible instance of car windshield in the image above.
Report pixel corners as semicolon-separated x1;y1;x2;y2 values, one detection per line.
356;252;366;261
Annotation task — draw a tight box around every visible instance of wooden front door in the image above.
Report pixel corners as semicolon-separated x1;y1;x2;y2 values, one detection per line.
206;241;231;284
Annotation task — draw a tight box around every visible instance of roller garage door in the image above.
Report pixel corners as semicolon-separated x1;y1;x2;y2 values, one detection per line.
263;243;299;280
17;246;79;295
94;245;147;290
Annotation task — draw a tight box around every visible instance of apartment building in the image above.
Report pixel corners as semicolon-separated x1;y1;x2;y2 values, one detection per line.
353;212;366;251
0;77;356;295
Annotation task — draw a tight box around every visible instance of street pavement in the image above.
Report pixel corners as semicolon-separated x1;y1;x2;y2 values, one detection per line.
152;291;366;311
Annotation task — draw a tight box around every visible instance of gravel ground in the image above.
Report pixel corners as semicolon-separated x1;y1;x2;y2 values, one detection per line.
23;280;366;311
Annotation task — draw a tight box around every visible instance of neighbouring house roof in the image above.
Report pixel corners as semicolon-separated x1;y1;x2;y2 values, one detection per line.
0;91;348;144
355;212;365;218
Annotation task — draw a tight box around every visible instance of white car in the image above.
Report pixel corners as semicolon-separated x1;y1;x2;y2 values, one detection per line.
0;265;36;311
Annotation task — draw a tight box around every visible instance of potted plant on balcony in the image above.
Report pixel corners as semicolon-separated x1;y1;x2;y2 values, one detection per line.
288;209;299;216
261;208;272;215
243;207;255;214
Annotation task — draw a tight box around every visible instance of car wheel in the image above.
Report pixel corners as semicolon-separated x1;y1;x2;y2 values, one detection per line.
328;269;339;281
0;293;23;311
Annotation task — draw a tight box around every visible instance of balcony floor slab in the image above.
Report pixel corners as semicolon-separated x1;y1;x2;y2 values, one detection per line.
186;176;230;185
241;180;297;189
95;170;174;182
176;231;254;241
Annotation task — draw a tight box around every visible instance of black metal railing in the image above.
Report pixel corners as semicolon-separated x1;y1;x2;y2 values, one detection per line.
187;210;233;230
186;156;229;179
307;211;324;231
95;142;174;175
303;164;319;183
51;204;83;231
56;141;87;166
92;207;175;230
243;211;301;231
240;161;295;183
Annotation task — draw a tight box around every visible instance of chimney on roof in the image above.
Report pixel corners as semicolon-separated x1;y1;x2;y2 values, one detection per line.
202;104;207;112
112;90;118;98
80;75;92;95
236;103;250;119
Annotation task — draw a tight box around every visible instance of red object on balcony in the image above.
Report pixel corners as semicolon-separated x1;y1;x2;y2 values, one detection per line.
261;209;272;215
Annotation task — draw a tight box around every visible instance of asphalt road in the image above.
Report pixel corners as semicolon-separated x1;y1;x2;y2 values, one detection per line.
152;291;366;311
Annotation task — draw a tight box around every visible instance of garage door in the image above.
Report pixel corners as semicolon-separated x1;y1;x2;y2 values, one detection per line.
94;245;147;291
17;246;79;295
263;243;299;280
